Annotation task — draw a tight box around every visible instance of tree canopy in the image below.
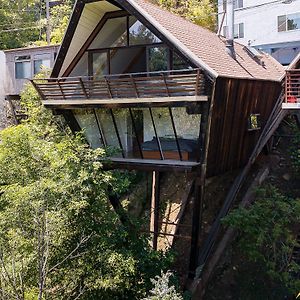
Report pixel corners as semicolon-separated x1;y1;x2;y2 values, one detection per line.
154;0;217;31
0;79;172;299
0;0;74;49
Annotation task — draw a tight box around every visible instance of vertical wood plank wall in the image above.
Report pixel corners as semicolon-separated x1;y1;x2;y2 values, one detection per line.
207;77;282;177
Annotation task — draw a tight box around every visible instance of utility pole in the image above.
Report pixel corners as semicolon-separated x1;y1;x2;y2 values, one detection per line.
46;0;50;45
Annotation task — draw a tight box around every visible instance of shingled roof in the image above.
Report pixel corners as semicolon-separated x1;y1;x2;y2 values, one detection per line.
129;0;284;81
53;0;285;82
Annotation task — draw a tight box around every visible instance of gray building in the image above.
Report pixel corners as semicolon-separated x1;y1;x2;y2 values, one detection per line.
0;44;59;129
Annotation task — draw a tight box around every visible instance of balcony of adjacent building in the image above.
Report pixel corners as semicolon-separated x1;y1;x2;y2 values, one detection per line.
283;69;300;109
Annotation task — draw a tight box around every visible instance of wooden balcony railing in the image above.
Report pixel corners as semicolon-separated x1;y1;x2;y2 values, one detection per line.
283;69;300;109
30;69;207;108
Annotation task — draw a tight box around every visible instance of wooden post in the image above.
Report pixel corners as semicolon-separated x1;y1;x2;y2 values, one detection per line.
189;175;204;278
189;81;216;277
150;171;161;250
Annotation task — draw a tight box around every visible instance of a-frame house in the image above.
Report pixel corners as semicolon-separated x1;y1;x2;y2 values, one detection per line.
31;0;285;279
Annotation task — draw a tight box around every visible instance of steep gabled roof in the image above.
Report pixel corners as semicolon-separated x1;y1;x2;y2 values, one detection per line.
52;0;284;81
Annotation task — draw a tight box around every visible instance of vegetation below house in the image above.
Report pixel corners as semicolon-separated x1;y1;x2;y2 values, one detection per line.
0;81;175;299
205;118;300;299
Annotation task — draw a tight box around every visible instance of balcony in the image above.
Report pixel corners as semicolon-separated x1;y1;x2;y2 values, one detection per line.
30;69;207;109
283;69;300;109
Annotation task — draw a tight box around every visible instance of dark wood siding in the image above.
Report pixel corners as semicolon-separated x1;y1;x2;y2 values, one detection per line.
207;77;282;177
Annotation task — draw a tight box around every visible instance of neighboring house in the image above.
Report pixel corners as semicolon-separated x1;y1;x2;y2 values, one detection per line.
218;0;300;65
0;44;59;127
30;0;285;279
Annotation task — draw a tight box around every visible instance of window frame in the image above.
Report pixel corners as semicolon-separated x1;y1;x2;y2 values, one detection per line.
15;55;31;79
278;12;300;32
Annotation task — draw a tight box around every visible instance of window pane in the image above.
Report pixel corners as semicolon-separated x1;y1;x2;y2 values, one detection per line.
142;108;199;160
223;25;228;37
95;109;128;156
73;109;103;149
287;13;300;31
34;59;50;74
92;52;108;78
110;47;147;74
129;16;161;45
278;15;286;32
148;47;169;72
16;55;30;61
172;52;191;70
239;23;244;38
234;24;239;38
69;52;88;77
15;61;31;79
89;17;127;49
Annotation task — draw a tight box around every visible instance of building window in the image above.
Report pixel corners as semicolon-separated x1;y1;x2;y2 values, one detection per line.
223;23;244;38
33;53;51;74
248;114;261;131
223;0;243;11
278;13;300;32
234;23;244;38
15;55;31;79
234;0;243;9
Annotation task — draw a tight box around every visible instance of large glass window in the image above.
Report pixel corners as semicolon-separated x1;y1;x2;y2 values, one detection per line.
15;55;31;79
69;52;89;77
172;52;191;70
110;47;147;74
89;16;161;50
89;16;128;50
148;47;169;72
129;16;161;45
142;107;200;160
92;51;109;78
73;109;103;149
278;13;300;32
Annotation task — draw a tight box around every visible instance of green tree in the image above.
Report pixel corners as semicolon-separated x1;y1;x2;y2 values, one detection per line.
224;186;300;299
154;0;217;31
0;80;171;299
143;271;183;300
0;0;41;49
0;0;74;49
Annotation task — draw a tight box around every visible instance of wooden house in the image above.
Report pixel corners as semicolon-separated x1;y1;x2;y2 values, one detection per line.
30;0;285;277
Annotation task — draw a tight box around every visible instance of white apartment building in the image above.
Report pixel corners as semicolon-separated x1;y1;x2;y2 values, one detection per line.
218;0;300;65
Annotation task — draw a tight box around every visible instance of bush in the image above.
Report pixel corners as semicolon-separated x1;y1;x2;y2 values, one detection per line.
223;186;300;299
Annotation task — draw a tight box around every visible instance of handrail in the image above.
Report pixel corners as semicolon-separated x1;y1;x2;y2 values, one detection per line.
31;68;200;82
30;68;205;102
285;69;300;104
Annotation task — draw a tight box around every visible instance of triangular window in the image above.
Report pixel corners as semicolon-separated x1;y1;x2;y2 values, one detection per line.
89;16;161;50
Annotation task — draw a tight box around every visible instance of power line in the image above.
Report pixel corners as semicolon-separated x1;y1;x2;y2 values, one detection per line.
0;26;42;33
217;0;300;15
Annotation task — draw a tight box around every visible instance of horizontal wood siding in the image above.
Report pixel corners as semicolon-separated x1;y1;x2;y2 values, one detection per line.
207;77;282;177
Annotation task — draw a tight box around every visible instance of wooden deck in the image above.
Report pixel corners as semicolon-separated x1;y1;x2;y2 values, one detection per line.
101;157;200;172
31;69;206;107
284;69;300;109
42;95;207;109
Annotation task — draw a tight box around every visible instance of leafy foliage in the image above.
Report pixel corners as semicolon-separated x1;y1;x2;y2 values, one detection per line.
223;186;300;299
0;0;74;49
0;81;172;299
291;126;300;174
154;0;217;31
143;271;183;300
